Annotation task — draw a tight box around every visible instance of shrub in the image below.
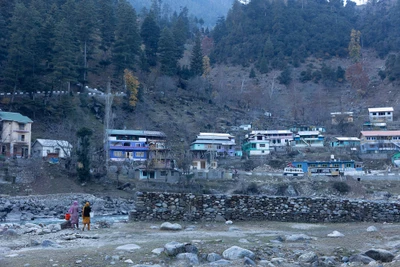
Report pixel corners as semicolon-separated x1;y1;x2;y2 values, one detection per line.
247;182;259;194
332;181;351;194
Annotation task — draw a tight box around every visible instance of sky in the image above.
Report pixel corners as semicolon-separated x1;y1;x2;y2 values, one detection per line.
238;0;366;5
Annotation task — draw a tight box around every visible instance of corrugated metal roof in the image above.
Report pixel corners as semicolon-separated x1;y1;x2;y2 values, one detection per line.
0;111;33;123
107;129;166;137
297;131;320;135
198;132;234;137
250;130;292;134
361;130;400;136
191;140;236;145
368;107;394;112
196;136;232;140
334;137;360;141
34;139;72;147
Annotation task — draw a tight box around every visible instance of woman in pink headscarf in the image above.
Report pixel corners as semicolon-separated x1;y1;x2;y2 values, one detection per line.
68;201;79;229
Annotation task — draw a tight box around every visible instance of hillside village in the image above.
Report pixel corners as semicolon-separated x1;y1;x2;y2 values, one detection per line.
1;100;399;185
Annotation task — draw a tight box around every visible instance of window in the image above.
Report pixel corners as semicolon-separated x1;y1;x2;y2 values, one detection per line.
135;152;145;157
113;151;124;157
260;144;265;147
251;144;256;148
19;135;25;141
18;123;25;130
160;171;167;176
257;136;263;140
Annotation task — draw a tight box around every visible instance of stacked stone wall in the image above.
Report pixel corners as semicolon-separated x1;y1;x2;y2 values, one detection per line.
129;192;400;223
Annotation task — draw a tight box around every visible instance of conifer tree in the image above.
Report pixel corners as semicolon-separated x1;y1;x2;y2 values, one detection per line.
3;1;42;94
348;29;361;62
158;27;177;76
76;127;93;182
52;18;79;89
113;0;140;74
140;13;160;67
190;33;203;76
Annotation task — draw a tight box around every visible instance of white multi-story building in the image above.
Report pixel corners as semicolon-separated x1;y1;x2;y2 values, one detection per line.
368;107;394;122
0;111;33;158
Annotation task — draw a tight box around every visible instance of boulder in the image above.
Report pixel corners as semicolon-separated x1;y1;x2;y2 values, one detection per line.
222;246;255;260
115;244;141;251
285;234;312;241
164;241;186;256
349;254;374;264
207;252;222;262
210;259;232;266
298;251;318;264
364;248;395;262
176;252;199;265
160;222;182;231
327;230;344;237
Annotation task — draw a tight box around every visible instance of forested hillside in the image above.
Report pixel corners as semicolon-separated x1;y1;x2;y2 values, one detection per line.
1;0;400;173
129;0;234;26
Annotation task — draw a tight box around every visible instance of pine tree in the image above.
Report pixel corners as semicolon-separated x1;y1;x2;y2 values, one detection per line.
348;29;361;63
190;33;203;76
52;18;79;88
98;0;116;54
158;27;177;76
140;13;160;67
113;0;140;74
76;127;93;182
75;0;97;87
3;1;42;94
249;68;256;78
172;7;190;60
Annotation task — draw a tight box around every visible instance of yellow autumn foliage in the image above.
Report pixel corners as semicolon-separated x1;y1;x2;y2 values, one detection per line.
124;69;139;107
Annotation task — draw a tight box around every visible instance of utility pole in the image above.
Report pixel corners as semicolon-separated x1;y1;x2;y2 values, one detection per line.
104;80;113;173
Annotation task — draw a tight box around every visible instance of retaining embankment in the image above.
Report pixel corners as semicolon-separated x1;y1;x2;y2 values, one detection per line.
129;192;400;223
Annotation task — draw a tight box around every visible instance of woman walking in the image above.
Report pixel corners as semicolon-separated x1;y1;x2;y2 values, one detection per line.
82;202;92;231
68;201;80;229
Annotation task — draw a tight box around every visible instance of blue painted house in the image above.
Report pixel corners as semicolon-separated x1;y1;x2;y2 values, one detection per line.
190;132;236;170
294;131;324;147
330;137;360;148
107;129;168;162
290;160;363;176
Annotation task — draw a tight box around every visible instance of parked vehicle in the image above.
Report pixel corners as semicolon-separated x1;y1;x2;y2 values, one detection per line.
283;167;305;177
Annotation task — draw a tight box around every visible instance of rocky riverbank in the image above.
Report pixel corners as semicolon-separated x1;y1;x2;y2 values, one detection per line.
0;193;135;222
3;193;400;266
2;219;400;266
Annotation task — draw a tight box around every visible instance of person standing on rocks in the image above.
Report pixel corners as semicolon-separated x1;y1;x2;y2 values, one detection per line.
68;201;80;229
82;202;91;231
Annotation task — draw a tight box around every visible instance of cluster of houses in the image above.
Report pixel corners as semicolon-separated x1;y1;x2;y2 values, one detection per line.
0;106;398;180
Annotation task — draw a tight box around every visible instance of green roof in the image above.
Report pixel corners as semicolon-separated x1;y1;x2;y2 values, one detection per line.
0;111;33;123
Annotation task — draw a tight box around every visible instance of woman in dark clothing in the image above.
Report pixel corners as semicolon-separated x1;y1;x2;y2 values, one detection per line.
82;202;91;231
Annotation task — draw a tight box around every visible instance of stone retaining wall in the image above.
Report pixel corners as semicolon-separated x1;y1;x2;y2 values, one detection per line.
129;192;400;223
